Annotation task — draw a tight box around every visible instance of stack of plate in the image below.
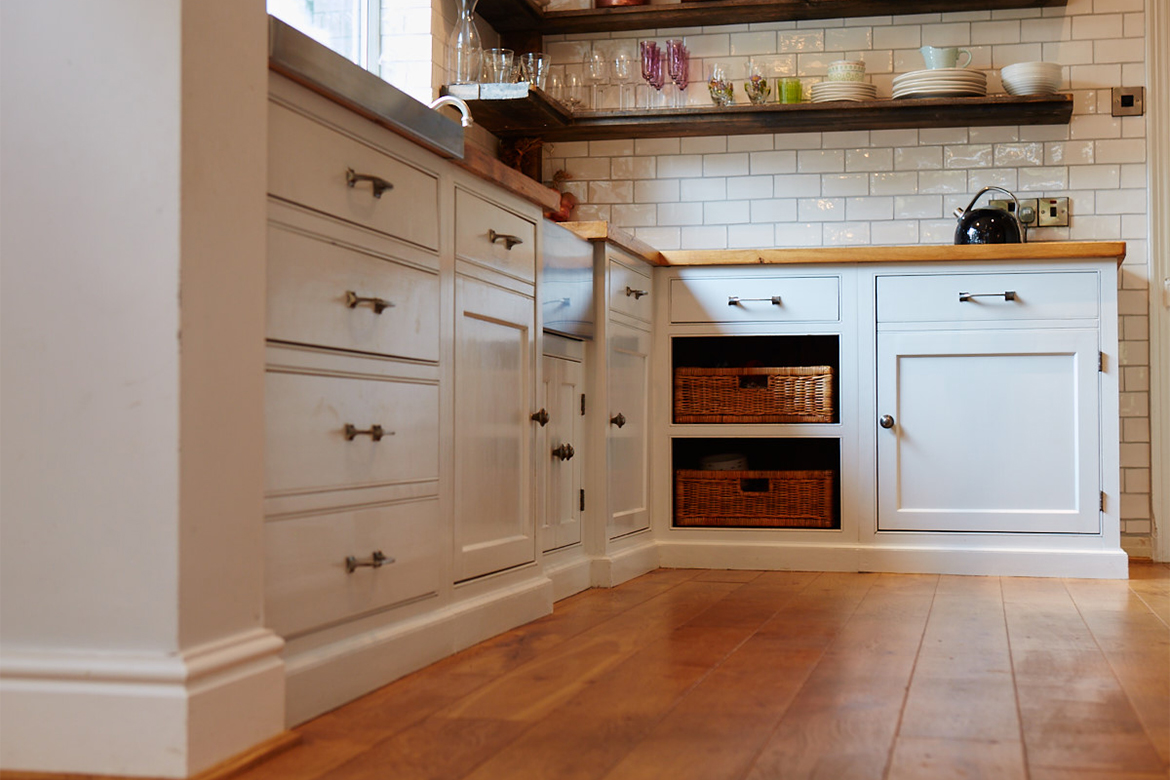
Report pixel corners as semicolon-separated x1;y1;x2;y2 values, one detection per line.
809;80;878;102
892;68;987;99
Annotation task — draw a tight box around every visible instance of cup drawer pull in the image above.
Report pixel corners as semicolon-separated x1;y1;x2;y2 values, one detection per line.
344;424;393;441
625;286;649;300
345;290;395;314
728;295;782;306
959;290;1017;302
345;550;395;573
488;229;524;250
345;168;394;198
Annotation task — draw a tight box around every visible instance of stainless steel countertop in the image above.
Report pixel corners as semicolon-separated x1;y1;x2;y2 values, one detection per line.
268;16;464;160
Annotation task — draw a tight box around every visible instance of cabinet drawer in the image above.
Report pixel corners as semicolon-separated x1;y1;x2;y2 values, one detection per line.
670;276;840;323
609;258;652;322
877;271;1098;323
265;499;441;638
454;188;536;283
265;370;439;497
267;223;439;361
269;102;439;251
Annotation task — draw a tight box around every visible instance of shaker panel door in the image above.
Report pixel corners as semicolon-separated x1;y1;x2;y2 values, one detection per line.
607;321;652;539
876;328;1100;534
540;355;585;553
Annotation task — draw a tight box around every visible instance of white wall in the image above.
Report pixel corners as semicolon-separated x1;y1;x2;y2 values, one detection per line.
0;1;283;776
543;0;1156;558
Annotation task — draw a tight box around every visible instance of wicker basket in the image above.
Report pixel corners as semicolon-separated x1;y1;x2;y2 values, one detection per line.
674;469;836;528
673;366;834;424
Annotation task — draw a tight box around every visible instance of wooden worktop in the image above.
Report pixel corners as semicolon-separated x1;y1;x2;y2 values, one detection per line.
560;221;669;266
660;241;1127;266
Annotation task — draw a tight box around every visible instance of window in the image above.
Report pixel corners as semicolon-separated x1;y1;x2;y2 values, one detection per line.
268;0;380;72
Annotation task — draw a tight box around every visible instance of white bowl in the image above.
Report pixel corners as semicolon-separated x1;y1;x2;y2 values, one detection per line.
1001;62;1061;95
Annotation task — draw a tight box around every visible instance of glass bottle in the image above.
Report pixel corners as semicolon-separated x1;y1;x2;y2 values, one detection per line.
448;0;482;84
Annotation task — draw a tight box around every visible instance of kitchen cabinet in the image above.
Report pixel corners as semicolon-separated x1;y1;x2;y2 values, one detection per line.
607;318;652;538
453;274;539;581
875;270;1102;535
539;337;586;553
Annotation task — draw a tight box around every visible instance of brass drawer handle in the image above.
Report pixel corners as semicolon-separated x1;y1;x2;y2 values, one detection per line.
488;229;524;250
346;168;394;198
344;424;392;441
531;408;550;427
345;290;395;314
552;443;575;461
610;412;626;428
345;550;395;573
728;295;782;306
625;286;649;300
959;290;1017;302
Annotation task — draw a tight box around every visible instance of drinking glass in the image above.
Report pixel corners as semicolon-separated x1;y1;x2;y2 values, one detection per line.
483;48;514;83
744;57;770;104
640;41;664;108
564;71;586;111
612;51;635;110
548;71;565;103
666;39;690;107
520;52;550;90
584;51;609;109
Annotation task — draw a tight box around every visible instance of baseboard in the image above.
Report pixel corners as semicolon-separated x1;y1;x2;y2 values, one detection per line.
858;545;1131;579
591;533;660;587
282;575;553;726
0;629;286;778
543;548;594;601
657;540;861;573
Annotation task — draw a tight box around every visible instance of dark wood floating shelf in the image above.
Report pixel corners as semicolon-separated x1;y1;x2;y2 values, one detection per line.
478;0;1067;35
466;92;1073;141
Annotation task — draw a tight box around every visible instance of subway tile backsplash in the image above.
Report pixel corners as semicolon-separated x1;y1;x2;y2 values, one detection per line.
540;3;1153;555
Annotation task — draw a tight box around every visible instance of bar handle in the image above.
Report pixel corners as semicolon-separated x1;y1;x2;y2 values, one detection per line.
728;295;782;306
345;550;395;573
959;290;1017;302
344;424;390;441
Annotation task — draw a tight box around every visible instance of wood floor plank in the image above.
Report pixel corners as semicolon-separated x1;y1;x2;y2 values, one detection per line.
1002;577;1168;776
741;574;938;780
1063;578;1170;765
887;737;1027;780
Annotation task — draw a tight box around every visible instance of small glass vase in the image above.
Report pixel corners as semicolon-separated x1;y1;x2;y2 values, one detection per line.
449;0;482;84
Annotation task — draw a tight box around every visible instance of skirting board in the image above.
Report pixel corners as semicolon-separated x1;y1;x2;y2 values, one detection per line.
590;535;660;588
283;575;554;726
657;541;1130;579
0;629;286;778
543;549;594;602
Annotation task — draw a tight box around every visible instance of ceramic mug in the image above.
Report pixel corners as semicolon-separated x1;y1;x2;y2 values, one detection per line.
920;46;972;69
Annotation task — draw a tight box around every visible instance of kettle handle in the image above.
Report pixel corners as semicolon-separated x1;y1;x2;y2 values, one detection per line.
955;186;1027;243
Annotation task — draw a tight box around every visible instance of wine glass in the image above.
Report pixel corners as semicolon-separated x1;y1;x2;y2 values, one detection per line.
612;51;634;110
640;41;664;108
584;51;609;110
565;70;585;111
666;39;689;107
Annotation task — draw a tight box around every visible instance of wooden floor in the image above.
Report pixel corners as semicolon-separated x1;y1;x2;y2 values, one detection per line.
241;563;1170;780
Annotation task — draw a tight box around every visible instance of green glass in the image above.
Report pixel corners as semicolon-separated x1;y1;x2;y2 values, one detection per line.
778;77;803;104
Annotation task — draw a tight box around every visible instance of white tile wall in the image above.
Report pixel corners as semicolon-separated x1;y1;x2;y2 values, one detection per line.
542;3;1153;555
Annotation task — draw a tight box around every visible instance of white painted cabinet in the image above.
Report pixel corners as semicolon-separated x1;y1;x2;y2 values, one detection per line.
452;274;538;581
607;319;652;538
539;341;586;553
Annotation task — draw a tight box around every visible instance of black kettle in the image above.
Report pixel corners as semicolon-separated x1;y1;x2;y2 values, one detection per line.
953;185;1028;245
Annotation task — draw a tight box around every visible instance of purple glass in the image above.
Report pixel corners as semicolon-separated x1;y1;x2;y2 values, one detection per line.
640;40;665;97
666;39;689;106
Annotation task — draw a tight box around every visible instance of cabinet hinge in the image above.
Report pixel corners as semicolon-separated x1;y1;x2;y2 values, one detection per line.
1098;351;1104;372
1100;491;1105;511
580;489;585;512
580;394;586;416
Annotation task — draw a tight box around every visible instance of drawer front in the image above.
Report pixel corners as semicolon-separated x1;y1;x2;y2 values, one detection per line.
454;188;536;283
265;371;439;496
269;102;440;250
265;499;441;638
267;223;440;361
877;271;1099;323
670;276;840;323
609;258;653;322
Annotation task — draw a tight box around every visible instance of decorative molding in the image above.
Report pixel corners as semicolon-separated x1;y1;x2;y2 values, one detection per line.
1148;0;1170;562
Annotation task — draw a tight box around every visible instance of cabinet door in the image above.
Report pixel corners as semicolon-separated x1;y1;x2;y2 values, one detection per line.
539;354;585;553
453;276;537;580
876;328;1100;534
607;320;652;538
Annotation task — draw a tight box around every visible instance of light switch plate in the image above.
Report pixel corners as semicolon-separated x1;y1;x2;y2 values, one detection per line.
1112;86;1145;117
990;198;1039;225
1037;197;1070;227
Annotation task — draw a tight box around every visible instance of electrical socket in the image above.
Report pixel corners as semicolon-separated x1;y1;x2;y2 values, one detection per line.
989;198;1039;225
1036;197;1069;227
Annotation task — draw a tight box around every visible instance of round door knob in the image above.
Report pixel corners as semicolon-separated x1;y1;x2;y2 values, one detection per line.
879;415;895;429
610;412;627;428
531;408;550;427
